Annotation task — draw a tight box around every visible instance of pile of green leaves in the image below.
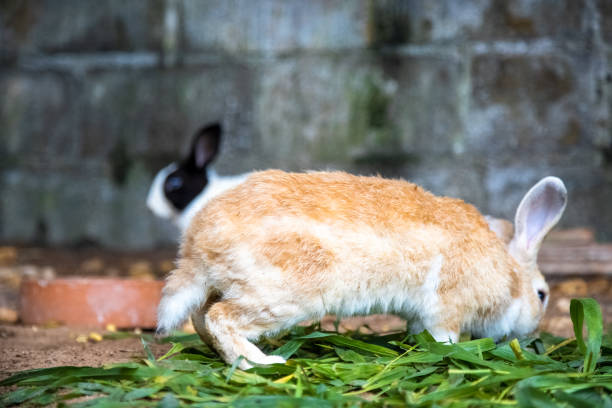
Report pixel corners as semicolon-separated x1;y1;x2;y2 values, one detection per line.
2;298;610;407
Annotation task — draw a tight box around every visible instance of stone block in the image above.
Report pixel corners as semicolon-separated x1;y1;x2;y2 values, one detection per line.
472;0;588;40
183;0;368;53
367;0;487;45
0;165;178;248
255;54;351;167
599;0;612;45
468;54;597;157
0;72;79;163
384;54;468;156
484;164;547;221
367;0;589;45
0;169;108;245
255;53;396;168
255;52;466;169
0;0;164;55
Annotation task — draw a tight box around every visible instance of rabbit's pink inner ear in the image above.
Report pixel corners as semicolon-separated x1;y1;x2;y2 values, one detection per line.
194;134;219;168
195;138;209;168
525;197;551;250
522;181;567;252
191;123;221;170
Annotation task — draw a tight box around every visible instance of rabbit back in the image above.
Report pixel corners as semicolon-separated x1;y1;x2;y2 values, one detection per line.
182;170;515;326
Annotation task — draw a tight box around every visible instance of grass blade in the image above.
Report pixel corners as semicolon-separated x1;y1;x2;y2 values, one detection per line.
326;335;398;357
570;298;603;373
141;337;156;363
157;343;186;361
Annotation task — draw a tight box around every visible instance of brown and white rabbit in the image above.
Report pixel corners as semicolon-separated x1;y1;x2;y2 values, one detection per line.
158;170;566;369
146;123;248;231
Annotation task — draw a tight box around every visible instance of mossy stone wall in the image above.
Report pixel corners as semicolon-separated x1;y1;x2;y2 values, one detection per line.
1;0;611;247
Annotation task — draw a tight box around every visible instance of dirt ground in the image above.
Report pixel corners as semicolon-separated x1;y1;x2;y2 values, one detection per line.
0;314;408;381
0;325;169;380
0;244;611;382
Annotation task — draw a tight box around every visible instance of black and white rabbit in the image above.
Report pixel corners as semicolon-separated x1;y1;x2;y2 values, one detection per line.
146;123;248;231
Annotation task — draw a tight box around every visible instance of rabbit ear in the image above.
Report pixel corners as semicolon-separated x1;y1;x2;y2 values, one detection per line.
484;215;514;244
186;123;222;171
511;177;567;261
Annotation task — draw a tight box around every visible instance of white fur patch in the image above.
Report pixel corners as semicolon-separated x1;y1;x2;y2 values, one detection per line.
146;163;178;219
422;255;442;295
429;328;458;343
483;299;522;340
157;283;206;333
418;255;449;339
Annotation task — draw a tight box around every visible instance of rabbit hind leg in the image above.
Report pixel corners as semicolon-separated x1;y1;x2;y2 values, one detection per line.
192;300;286;369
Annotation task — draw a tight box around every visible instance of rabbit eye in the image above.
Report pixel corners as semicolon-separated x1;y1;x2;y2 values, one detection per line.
537;290;547;303
166;176;184;191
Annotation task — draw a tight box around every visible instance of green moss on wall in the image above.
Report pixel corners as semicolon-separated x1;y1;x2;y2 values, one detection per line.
345;73;411;166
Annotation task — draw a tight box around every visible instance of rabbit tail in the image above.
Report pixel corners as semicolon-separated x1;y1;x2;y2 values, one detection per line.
157;265;208;334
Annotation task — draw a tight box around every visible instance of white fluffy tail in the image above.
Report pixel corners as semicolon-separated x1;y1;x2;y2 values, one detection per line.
157;275;207;334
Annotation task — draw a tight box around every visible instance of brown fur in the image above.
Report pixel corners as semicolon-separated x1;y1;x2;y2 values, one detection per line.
260;232;335;277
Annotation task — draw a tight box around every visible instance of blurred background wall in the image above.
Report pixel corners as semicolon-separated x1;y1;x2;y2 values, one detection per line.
1;0;611;249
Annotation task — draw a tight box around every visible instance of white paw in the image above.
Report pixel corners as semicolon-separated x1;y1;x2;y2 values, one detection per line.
430;329;459;344
238;359;254;370
244;354;286;368
256;354;287;365
236;354;287;370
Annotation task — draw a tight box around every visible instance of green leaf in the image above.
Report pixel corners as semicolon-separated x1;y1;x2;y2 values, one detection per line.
554;389;608;408
230;395;337;407
272;339;305;359
297;331;336;340
226;356;245;382
142;337;156;362
570;298;603;373
0;366;139;386
515;384;557;408
1;386;49;405
325;335;398;357
158;393;180;408
456;337;497;354
123;387;161;401
334;347;366;363
159;333;200;343
394;352;443;364
157;342;186;361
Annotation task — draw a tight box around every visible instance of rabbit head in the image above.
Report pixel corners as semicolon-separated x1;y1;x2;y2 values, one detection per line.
146;123;247;231
496;177;567;338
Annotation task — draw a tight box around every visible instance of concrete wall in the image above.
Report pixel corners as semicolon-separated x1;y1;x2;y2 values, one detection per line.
1;0;611;248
